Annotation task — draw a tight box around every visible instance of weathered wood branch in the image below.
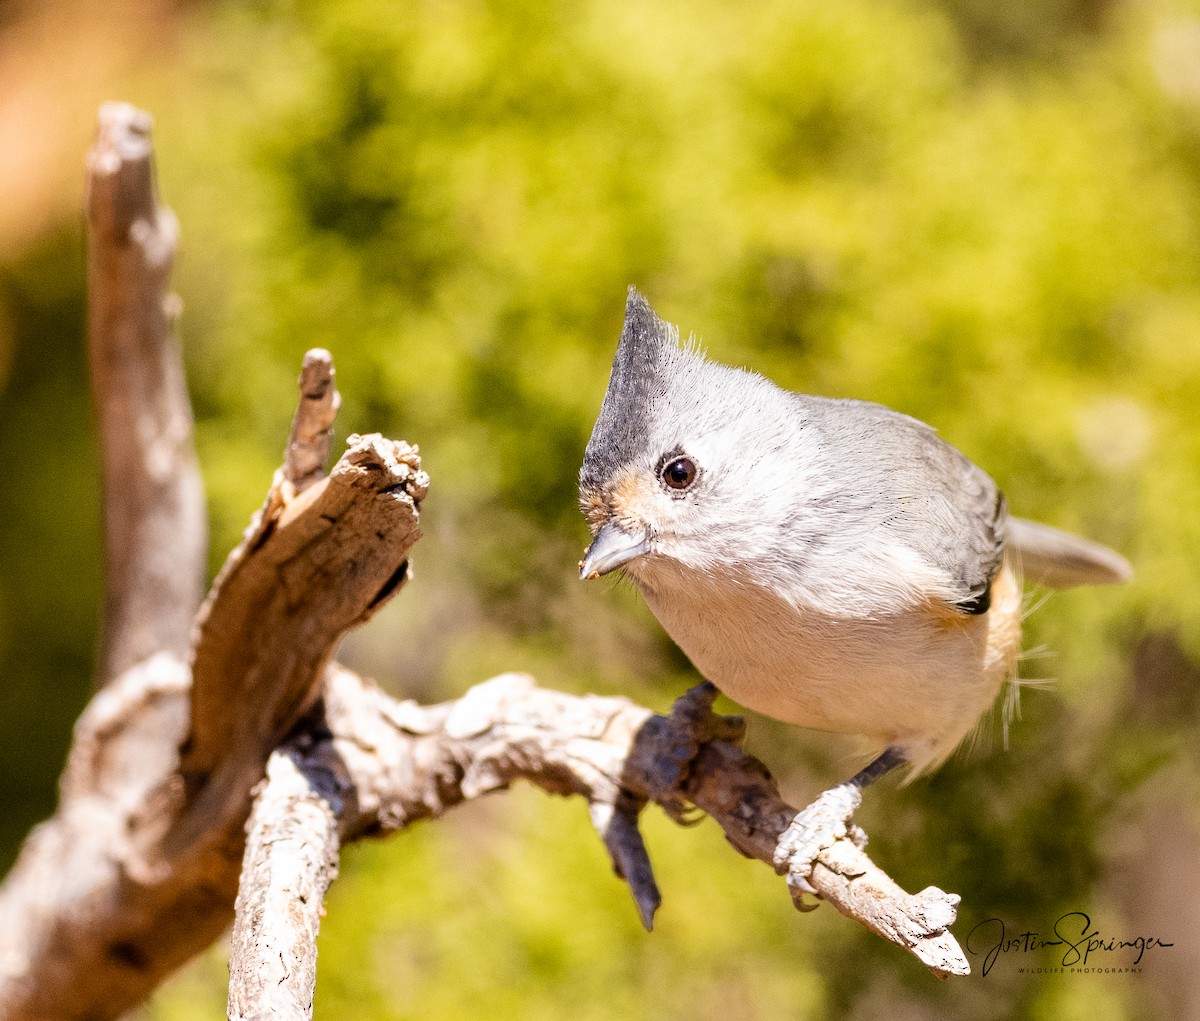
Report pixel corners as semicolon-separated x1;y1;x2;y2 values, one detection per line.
284;349;340;489
163;427;425;862
0;101;970;1021
0;423;428;1021
682;738;965;974
317;668;968;977
85;101;206;686
0;105;428;1021
227;750;343;1021
226;666;969;1018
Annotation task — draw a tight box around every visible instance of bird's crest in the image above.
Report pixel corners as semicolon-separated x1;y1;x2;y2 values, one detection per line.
581;288;676;488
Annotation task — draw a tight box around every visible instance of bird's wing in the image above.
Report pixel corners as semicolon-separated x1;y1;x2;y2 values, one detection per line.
902;431;1003;614
819;399;1008;615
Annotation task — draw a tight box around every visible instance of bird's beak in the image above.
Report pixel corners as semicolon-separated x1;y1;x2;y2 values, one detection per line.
580;522;652;579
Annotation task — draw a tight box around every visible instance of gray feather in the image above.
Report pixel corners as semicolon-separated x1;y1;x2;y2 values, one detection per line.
791;396;1007;612
581;288;674;493
580;289;1128;612
1006;517;1132;588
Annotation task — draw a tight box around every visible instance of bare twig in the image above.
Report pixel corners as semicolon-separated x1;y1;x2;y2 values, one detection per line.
589;797;661;931
683;742;967;976
284;349;340;489
227;749;344;1021
628;684;967;976
85;101;206;685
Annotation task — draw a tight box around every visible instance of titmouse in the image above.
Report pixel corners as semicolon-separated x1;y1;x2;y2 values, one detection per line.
579;289;1131;898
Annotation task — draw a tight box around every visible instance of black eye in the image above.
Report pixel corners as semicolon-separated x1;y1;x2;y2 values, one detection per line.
661;456;697;491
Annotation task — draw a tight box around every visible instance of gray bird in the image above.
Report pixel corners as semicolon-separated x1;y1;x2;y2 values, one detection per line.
579;288;1131;896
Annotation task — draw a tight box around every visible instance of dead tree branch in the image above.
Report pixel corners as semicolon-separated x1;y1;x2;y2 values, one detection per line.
85;101;206;686
227;749;343;1021
284;349;340;488
163;428;425;861
0;421;427;1020
227;666;966;1021
0;102;968;1021
0;105;427;1020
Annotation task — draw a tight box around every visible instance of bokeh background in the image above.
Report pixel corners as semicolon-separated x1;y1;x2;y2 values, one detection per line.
1;0;1198;1017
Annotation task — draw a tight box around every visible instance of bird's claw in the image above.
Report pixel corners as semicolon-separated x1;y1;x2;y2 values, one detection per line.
773;782;865;906
641;681;746;814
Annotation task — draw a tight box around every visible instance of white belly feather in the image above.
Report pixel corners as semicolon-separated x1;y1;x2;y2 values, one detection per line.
628;554;1022;774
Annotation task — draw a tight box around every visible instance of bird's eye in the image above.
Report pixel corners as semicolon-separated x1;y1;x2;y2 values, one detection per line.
661;456;698;492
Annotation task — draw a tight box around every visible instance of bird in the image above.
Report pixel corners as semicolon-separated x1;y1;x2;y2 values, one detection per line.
578;288;1131;898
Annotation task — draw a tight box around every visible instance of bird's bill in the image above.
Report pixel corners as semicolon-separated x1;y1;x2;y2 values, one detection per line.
580;522;652;579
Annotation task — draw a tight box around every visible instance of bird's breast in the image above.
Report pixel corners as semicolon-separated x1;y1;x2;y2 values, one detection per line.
630;557;1021;770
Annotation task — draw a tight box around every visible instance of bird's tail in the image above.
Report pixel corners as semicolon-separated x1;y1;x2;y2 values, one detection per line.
1007;517;1132;589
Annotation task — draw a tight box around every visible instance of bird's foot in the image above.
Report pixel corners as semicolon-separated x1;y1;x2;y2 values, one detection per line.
640;681;745;823
773;782;867;908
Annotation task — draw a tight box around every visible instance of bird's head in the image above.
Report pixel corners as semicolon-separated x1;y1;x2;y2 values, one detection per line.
578;289;806;585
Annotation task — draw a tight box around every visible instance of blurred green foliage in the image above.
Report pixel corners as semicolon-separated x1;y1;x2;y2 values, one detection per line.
2;0;1199;1017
